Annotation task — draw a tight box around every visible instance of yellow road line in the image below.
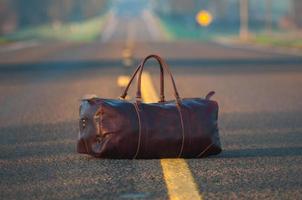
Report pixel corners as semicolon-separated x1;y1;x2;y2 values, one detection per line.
141;73;159;103
161;159;203;200
117;75;131;87
117;73;159;102
140;72;203;200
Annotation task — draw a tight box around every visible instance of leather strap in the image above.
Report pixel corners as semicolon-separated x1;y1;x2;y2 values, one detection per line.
205;91;215;100
176;105;185;157
120;56;165;102
120;55;181;104
120;63;141;100
136;55;181;104
132;102;142;159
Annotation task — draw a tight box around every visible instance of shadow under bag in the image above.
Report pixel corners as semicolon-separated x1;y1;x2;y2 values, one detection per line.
77;54;222;159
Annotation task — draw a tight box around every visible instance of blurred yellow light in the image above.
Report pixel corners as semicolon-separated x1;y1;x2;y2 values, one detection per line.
196;10;213;27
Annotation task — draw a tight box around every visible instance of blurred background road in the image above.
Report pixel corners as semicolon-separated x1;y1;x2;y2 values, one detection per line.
1;0;302;199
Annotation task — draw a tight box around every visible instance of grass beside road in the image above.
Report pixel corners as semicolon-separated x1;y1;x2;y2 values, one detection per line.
0;38;10;44
157;15;302;50
249;34;302;49
2;14;108;42
157;16;213;41
217;33;302;51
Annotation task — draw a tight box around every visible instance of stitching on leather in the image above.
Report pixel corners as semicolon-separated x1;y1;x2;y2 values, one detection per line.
177;105;185;158
95;105;103;136
196;143;213;158
94;114;101;136
132;102;142;159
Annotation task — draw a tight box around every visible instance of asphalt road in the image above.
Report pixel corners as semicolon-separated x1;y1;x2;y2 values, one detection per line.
1;13;302;200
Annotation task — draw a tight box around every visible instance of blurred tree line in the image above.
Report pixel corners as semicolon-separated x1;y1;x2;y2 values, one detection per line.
151;0;302;32
0;0;109;34
293;0;302;27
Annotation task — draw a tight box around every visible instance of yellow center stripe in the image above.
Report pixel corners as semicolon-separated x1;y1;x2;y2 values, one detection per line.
140;72;203;200
117;75;131;87
161;159;203;200
141;73;159;103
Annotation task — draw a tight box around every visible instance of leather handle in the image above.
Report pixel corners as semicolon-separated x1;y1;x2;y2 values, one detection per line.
136;55;181;104
120;55;165;102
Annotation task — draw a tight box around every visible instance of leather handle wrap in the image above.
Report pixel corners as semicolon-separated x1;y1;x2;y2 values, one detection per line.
120;55;165;102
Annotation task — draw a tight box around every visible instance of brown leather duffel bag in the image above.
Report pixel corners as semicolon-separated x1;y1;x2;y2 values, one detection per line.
77;55;222;159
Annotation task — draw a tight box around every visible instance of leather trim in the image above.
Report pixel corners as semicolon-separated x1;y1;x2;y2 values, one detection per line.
132;102;142;159
176;105;185;157
95;106;103;136
205;91;215;100
196;143;213;158
94;115;101;136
